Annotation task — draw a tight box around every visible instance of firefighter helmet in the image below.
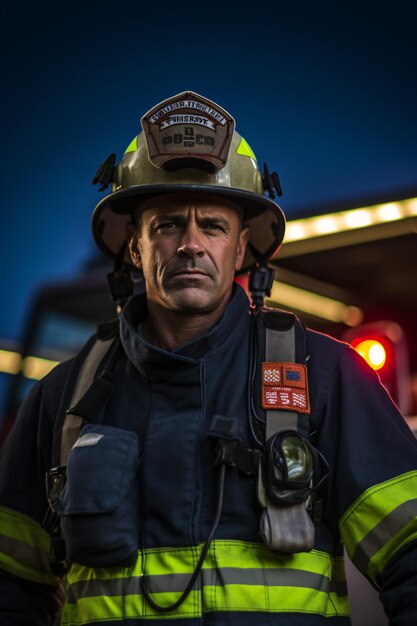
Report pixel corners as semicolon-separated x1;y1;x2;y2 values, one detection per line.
92;91;285;273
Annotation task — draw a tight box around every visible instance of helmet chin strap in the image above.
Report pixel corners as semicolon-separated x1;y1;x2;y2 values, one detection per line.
248;243;275;309
107;244;133;315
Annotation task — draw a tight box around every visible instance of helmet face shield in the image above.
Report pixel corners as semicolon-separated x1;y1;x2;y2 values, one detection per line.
91;91;286;272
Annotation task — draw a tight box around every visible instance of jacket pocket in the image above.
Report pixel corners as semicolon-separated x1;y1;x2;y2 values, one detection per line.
57;424;140;568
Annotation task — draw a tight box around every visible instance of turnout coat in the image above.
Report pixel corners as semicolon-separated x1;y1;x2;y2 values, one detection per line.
0;285;417;625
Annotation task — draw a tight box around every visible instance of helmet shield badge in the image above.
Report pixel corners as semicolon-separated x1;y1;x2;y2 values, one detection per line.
141;92;235;174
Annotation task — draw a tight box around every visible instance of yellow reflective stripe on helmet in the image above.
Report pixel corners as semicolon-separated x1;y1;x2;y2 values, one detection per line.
0;505;57;586
236;137;257;160
339;470;417;586
124;136;138;154
62;540;349;622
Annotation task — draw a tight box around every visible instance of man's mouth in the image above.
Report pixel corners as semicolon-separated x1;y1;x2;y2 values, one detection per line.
168;265;211;278
173;269;208;276
171;270;209;280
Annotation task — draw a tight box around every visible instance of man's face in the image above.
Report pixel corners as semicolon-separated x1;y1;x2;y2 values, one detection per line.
128;194;250;315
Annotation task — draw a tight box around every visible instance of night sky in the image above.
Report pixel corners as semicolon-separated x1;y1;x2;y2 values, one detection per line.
1;1;417;344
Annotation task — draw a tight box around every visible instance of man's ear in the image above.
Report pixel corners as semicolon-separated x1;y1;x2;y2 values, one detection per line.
126;223;142;269
235;226;251;272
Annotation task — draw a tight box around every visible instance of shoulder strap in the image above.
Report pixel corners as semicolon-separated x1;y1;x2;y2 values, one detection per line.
60;337;115;466
265;323;297;437
50;318;121;470
256;307;310;440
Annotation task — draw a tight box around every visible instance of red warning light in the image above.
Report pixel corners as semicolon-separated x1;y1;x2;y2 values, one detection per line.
343;321;410;414
351;339;387;371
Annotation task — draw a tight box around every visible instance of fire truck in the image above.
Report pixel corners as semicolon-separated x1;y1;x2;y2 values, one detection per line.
0;188;416;625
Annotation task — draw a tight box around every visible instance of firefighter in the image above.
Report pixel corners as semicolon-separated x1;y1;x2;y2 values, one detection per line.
0;92;416;626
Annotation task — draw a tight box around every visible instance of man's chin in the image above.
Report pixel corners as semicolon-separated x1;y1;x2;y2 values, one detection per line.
164;287;224;314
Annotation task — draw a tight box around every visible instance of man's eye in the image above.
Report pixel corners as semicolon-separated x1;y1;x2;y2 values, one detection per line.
158;222;178;231
204;222;224;232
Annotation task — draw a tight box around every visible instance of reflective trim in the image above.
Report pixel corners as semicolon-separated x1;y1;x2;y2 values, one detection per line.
0;505;57;586
66;567;348;601
124;136;138;154
236;137;256;160
62;590;202;623
339;471;417;584
354;501;417;581
66;574;199;602
61;540;349;623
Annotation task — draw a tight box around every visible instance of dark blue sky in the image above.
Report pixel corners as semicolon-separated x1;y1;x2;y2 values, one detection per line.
1;1;417;343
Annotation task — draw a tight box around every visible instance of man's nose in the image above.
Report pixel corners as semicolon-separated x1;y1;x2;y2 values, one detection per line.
177;222;205;257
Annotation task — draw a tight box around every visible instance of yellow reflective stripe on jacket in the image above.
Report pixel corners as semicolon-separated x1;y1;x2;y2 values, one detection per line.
339;470;417;586
0;505;57;586
61;540;349;623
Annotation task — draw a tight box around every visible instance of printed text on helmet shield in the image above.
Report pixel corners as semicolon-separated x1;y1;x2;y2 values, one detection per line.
141;91;235;174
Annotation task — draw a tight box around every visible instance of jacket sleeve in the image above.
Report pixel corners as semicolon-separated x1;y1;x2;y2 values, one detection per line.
0;364;71;624
315;342;417;626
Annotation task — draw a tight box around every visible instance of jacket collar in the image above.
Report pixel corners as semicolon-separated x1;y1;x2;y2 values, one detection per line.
120;283;251;380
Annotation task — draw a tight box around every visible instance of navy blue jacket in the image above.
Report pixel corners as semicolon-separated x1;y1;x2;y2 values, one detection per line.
1;285;417;625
